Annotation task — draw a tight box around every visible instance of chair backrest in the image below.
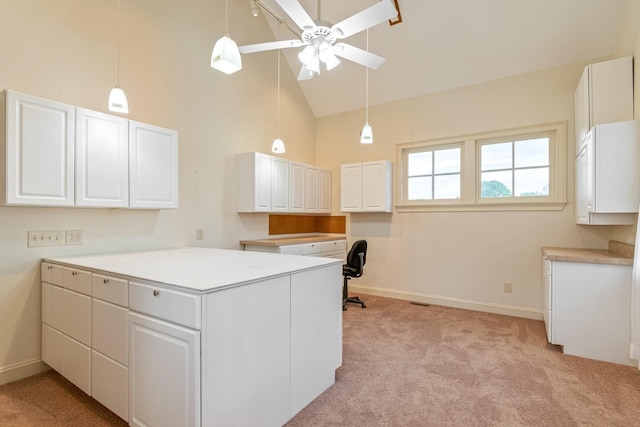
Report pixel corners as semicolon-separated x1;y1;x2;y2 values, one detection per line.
346;240;367;271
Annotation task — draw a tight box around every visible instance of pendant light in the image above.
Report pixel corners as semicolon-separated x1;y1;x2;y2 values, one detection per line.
360;29;372;144
272;50;285;154
108;0;128;113
211;0;242;74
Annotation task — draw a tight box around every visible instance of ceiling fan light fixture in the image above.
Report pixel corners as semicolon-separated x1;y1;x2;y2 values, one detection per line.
360;122;373;144
308;54;321;73
298;45;315;66
211;35;242;74
272;138;286;153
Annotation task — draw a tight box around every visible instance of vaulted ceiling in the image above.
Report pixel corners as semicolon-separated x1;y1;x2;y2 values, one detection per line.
240;0;625;117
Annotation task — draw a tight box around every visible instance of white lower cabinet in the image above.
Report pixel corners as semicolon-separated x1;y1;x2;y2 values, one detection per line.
243;239;347;261
129;312;200;427
542;256;634;366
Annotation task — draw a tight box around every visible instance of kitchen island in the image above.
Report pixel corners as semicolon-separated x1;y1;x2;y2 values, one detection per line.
41;247;343;427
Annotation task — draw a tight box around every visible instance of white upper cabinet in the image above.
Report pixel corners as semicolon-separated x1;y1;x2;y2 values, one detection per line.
237;152;331;214
129;121;179;209
2;90;75;206
75;108;129;208
341;160;393;213
575;121;640;225
574;56;633;153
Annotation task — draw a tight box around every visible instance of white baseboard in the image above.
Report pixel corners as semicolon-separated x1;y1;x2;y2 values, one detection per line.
0;359;50;386
348;284;543;320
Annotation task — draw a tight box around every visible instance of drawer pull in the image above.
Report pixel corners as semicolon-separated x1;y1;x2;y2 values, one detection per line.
72;271;77;276
47;265;53;270
103;278;109;284
153;290;160;297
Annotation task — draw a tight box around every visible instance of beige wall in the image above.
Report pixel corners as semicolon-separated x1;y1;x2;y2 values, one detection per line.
316;0;640;319
0;0;316;383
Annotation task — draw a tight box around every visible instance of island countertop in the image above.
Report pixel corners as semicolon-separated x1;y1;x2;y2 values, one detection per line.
43;247;341;293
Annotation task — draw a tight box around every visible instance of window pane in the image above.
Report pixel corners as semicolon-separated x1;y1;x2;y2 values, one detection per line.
408;176;432;200
434;148;461;174
514;167;549;196
408;152;432;176
481;142;512;171
515;138;549;168
481;171;512;197
434;174;460;199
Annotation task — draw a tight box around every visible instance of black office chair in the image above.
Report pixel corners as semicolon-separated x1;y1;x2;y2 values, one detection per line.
343;240;367;311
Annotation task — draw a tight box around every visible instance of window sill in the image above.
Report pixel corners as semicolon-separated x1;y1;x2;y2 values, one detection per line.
395;200;567;213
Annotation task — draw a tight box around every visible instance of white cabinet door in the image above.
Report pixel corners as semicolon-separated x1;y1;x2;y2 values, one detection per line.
574;145;589;224
202;276;291;427
75;108;129;207
3;90;75;206
272;157;289;212
129;312;200;427
341;163;363;211
305;165;319;212
289;161;305;212
236;152;272;212
290;264;342;416
129;121;179;209
363;160;392;212
319;168;331;213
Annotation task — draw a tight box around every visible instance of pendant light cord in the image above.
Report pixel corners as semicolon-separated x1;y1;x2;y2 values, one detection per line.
116;0;121;86
224;0;229;35
277;50;281;137
365;28;369;123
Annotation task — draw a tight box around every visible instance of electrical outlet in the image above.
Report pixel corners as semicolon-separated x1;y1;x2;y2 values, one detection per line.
503;281;512;293
28;230;64;247
196;228;204;240
65;230;85;245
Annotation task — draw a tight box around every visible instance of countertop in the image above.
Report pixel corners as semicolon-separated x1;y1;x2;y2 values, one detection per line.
44;247;341;293
240;235;346;247
542;241;634;266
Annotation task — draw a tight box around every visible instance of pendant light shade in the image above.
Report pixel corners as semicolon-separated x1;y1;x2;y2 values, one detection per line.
211;0;242;75
360;122;373;144
108;86;129;113
211;35;242;74
272;138;286;153
109;0;128;114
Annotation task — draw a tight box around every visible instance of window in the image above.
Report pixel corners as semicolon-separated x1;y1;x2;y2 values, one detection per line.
397;122;567;212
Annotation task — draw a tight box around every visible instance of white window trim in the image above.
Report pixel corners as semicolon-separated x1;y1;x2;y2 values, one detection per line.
396;122;567;212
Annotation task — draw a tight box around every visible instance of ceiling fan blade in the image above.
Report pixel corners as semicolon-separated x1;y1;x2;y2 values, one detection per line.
333;43;386;69
331;0;398;39
297;65;314;81
274;0;316;30
239;39;303;54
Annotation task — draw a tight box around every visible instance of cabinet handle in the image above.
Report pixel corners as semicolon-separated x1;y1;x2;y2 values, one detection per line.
72;271;77;276
103;278;109;284
153;290;160;297
47;265;53;270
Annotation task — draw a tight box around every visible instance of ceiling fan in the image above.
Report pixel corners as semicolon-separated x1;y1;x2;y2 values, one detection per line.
239;0;398;80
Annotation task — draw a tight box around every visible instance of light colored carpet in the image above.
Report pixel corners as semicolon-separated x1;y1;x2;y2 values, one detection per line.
2;294;640;426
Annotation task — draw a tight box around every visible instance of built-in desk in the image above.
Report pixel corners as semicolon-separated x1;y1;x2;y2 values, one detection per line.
241;236;347;260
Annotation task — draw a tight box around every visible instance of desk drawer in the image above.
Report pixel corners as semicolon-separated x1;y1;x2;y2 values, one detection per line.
129;282;201;330
319;240;346;252
42;263;64;286
93;274;128;307
302;242;323;255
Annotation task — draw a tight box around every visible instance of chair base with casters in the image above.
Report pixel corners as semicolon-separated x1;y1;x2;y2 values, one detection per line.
342;240;368;311
343;275;366;311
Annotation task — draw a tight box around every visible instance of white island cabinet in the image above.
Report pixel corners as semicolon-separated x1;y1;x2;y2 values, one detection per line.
43;247;342;427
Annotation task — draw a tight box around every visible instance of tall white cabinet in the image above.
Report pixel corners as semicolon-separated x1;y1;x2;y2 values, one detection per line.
341;160;393;212
1;90;178;209
1;90;75;206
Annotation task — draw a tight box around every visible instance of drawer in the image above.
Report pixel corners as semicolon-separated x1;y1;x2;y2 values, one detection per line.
60;289;92;346
319;240;346;253
92;350;128;421
62;334;92;395
92;274;128;307
129;282;201;330
63;267;91;295
92;299;128;365
302;242;324;255
42;262;64;286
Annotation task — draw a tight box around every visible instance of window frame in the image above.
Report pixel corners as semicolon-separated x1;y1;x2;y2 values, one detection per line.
396;122;567;212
